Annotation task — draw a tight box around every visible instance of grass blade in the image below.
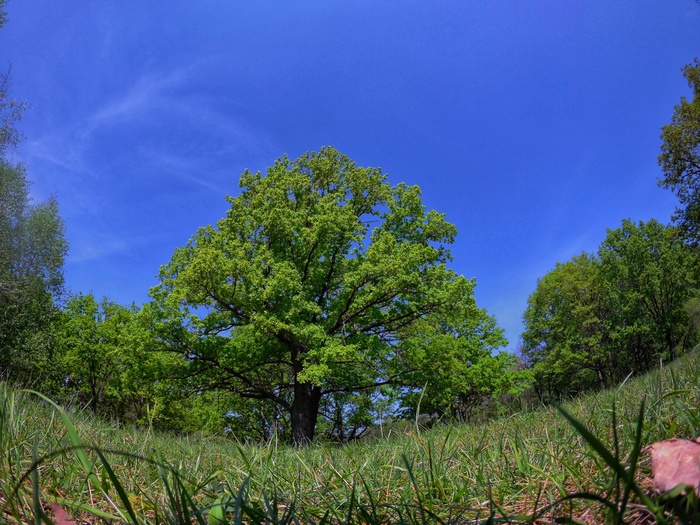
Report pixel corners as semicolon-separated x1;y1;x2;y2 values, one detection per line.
22;390;101;490
94;448;140;524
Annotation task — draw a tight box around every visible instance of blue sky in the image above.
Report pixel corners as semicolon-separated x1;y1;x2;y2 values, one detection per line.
1;1;698;351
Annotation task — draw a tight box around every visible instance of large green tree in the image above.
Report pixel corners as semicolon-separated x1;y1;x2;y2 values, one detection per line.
148;147;503;444
599;219;697;367
0;11;67;379
659;58;700;242
0;162;66;377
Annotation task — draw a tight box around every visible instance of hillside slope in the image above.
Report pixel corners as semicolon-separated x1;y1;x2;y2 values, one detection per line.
1;349;698;524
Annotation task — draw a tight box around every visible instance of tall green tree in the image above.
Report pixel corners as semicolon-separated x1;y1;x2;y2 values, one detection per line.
659;58;700;242
599;219;697;367
0;163;66;377
521;253;612;400
0;12;67;380
148;147;503;445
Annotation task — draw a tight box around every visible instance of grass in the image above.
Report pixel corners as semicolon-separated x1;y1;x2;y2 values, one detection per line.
1;349;699;524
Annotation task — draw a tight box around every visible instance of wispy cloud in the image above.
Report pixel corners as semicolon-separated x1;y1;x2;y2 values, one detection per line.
141;148;224;193
67;234;129;263
23;68;190;176
19;58;281;275
88;67;190;127
24;58;276;187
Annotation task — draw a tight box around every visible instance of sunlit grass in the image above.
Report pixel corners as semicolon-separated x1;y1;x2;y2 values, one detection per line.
1;348;699;524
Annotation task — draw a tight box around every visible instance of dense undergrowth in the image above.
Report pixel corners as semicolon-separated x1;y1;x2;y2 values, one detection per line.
1;349;699;524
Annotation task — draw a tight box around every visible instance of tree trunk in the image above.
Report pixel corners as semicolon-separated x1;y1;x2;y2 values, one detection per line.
595;365;606;389
290;381;322;446
665;330;677;361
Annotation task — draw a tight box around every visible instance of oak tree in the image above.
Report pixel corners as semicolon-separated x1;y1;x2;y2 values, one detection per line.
149;147;502;444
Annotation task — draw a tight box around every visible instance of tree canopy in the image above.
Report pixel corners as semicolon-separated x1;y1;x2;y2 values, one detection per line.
148;147;508;444
521;219;698;401
659;58;700;242
521;252;611;399
0;41;67;380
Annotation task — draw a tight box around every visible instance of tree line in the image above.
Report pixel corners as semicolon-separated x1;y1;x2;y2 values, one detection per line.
1;2;699;444
520;58;700;401
521;219;698;401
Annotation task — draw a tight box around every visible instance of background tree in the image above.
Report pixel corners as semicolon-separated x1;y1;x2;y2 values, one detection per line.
399;302;529;422
599;219;698;368
316;390;378;442
55;294;157;421
0;13;67;381
0;72;25;156
659;58;700;242
521;253;612;401
1;1;27;156
0;172;66;378
148;147;504;445
521;220;698;401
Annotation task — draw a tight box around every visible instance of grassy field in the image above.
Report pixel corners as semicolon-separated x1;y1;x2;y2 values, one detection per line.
1;350;699;524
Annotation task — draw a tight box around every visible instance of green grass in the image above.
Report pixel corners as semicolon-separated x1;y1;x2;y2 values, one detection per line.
1;350;699;524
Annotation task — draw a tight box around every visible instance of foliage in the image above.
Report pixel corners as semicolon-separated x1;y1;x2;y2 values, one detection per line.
148;147;504;444
400;305;530;422
659;58;700;242
53;294;151;420
599;219;698;367
521;219;698;401
0;71;26;157
521;252;612;400
0;45;66;381
49;293;228;434
1;0;27;157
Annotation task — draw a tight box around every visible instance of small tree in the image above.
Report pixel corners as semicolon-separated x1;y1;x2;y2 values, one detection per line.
149;147;503;444
399;303;528;422
57;294;154;419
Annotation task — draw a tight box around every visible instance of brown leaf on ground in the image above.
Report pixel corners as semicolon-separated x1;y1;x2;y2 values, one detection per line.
49;503;77;525
643;437;700;494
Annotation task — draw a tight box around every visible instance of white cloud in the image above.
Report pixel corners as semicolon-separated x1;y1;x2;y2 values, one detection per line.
24;58;276;185
88;67;189;127
67;235;129;263
141;148;224;193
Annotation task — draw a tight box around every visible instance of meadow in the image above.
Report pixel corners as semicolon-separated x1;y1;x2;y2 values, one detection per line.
1;349;699;525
